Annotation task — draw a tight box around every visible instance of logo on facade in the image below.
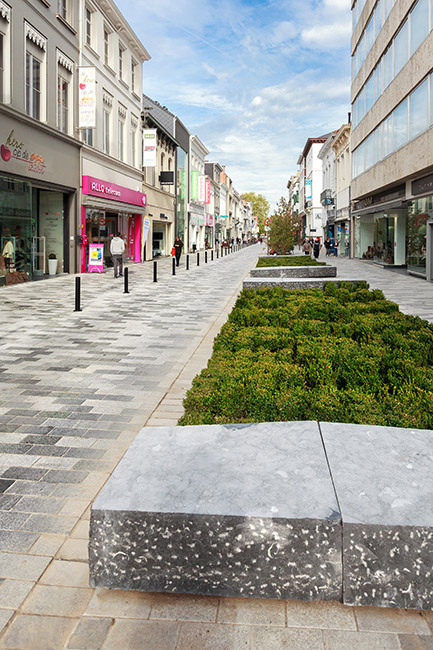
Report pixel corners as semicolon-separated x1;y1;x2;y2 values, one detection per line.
1;130;46;174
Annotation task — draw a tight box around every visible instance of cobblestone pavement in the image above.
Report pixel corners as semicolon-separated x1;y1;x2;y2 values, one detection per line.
0;247;432;649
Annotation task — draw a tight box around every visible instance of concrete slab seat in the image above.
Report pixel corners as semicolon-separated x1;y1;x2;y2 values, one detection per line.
242;277;363;290
89;421;433;610
250;266;337;278
89;421;343;602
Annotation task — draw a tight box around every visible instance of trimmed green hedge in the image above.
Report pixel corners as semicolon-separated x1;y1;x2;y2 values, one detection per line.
179;282;433;428
257;255;326;267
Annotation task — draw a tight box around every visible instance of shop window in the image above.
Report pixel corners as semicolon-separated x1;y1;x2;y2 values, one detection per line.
409;0;429;56
0;176;32;281
407;198;431;275
409;78;428;139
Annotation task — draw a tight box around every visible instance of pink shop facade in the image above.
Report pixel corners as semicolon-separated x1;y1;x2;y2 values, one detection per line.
80;175;147;273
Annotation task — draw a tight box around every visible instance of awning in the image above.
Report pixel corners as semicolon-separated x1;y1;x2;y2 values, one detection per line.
82;196;147;215
352;199;404;216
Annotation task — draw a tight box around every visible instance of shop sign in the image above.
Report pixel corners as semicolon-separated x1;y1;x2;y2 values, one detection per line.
78;67;96;128
206;214;214;226
412;174;433;196
143;216;151;245
191;171;199;199
199;176;205;202
305;179;312;200
353;184;405;211
143;129;157;166
1;129;46;175
181;170;186;199
204;179;211;204
88;243;104;273
82;176;146;208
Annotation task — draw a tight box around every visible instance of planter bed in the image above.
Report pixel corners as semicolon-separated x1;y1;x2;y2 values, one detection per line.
257;255;326;267
180;282;433;429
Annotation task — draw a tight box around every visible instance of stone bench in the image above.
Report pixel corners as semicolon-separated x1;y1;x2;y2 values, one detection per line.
89;421;342;601
89;421;433;610
250;266;337;278
242;277;362;290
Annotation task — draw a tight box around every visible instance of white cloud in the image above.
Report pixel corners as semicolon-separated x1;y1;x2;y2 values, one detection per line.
301;22;352;49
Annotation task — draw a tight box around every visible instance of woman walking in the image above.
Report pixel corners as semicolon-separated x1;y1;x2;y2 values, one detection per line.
174;235;183;267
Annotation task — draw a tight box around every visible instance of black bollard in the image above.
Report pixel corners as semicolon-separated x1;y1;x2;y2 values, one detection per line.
124;267;129;293
211;250;214;262
74;276;82;312
153;260;157;282
172;257;176;275
205;251;208;264
197;252;200;266
186;254;189;270
217;248;219;259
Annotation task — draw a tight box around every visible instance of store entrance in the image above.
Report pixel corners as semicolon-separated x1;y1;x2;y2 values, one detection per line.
85;209;117;269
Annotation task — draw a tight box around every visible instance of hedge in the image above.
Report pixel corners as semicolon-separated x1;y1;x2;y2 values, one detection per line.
179;282;433;428
257;255;326;267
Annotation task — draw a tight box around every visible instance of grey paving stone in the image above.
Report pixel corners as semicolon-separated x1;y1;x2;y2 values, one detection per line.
14;496;65;515
15;426;54;435
42;470;88;484
7;480;57;496
0;444;32;455
21;514;76;535
1;467;48;481
67;617;113;649
21;435;61;445
26;445;69;457
0;530;39;552
63;448;105;459
0;480;14;494
0;511;30;529
0;495;21;510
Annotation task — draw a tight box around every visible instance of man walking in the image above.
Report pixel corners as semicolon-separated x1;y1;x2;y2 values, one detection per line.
174;235;183;267
110;232;125;278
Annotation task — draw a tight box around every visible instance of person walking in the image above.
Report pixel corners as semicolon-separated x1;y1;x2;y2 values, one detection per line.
333;238;339;257
302;239;312;256
324;237;331;256
313;238;321;259
174;235;183;267
110;232;125;278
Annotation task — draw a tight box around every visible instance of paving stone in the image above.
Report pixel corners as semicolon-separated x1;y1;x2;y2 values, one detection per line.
21;584;92;617
149;593;218;622
354;606;431;634
1;467;48;481
103;619;179;650
40;559;89;588
21;514;77;535
67;616;113;649
285;598;356;630
0;530;38;552
84;588;153;619
28;534;66;557
42;469;88;483
0;495;21;511
177;621;250;649
0;511;30;528
21;435;61;445
322;629;401;649
398;636;433;650
5;480;56;496
217;597;285;626
251;626;324;649
57;538;88;562
63;448;105;459
26;444;69;457
0;579;35;610
0;613;78;649
14;496;65;514
0;481;14;494
0;551;50;580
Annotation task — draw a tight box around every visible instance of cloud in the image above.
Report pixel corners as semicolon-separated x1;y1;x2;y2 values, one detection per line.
301;22;352;49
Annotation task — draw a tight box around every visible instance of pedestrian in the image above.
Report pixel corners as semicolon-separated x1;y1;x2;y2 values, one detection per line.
313;238;321;259
174;235;183;267
333;238;339;257
324;237;331;256
110;232;125;278
303;239;312;256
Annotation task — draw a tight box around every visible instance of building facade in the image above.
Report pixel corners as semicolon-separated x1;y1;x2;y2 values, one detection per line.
189;135;209;252
351;0;433;277
332;122;351;256
318;133;337;241
0;0;81;285
297;134;330;241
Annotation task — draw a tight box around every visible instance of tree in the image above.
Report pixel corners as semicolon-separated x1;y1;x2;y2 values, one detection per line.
268;197;299;254
241;192;270;234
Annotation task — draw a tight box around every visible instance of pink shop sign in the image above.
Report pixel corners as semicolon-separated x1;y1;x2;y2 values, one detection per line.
82;175;146;208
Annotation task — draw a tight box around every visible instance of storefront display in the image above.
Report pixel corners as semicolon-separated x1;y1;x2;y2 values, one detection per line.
407;197;432;276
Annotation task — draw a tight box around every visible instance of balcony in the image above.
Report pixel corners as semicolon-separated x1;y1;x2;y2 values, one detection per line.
320;189;334;207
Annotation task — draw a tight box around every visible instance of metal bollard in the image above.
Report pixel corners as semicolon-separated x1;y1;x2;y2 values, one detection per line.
216;248;219;259
74;276;82;312
172;257;176;275
197;252;200;266
124;267;129;293
186;254;189;270
153;260;157;282
211;250;214;262
205;251;208;264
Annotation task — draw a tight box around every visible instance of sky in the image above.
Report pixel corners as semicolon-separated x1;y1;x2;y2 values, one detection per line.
117;0;352;210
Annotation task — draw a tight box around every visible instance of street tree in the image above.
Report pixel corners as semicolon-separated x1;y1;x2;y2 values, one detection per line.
241;192;270;234
268;197;299;254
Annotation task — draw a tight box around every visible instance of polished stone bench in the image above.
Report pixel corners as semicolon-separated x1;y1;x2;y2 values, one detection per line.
242;277;362;290
250;266;337;278
89;421;342;601
89;421;433;610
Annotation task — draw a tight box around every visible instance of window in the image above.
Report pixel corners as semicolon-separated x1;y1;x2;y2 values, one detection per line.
393;98;408;150
131;128;136;166
26;52;41;119
409;79;428;139
104;29;110;66
119;45;125;80
85;7;92;47
103;110;110;154
118;119;125;162
131;59;137;92
57;75;68;133
0;33;3;103
57;0;67;19
410;0;429;55
83;128;93;146
394;20;408;76
431;72;433;126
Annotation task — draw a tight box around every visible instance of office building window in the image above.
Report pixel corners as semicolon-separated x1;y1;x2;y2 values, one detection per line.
393;98;408;150
26;52;41;119
85;7;92;47
394;20;409;76
409;79;428;139
410;0;429;55
57;75;68;133
103;110;110;154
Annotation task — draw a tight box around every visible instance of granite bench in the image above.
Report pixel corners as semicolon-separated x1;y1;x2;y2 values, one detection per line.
250;266;337;279
89;421;433;610
242;277;363;290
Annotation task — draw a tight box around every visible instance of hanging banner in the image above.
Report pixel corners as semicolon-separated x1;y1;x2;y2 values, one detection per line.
199;175;205;202
143;129;157;167
305;179;312;200
191;170;199;200
204;179;211;204
142;216;151;245
88;243;104;273
78;67;96;128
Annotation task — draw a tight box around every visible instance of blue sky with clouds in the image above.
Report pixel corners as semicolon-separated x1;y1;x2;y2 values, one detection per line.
117;0;352;209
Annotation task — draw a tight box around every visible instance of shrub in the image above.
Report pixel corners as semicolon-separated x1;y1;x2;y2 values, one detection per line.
257;256;326;268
